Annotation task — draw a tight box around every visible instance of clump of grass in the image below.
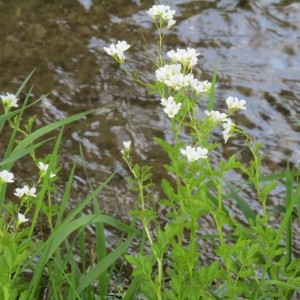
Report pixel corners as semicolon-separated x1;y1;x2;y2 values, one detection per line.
0;72;137;299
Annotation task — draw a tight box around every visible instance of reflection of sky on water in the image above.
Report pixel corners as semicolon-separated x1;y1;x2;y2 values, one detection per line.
78;0;93;11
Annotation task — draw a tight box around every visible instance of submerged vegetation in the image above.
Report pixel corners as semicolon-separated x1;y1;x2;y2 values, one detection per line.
1;4;300;300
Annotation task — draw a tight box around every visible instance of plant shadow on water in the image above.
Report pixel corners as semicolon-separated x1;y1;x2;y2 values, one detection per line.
1;0;300;297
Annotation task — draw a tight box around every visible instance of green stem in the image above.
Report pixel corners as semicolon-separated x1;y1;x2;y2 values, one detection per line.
138;180;162;300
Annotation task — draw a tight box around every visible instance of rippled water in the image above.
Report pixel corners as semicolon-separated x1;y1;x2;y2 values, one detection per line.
1;0;300;249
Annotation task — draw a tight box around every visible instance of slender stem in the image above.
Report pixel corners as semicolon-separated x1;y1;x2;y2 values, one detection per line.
138;180;162;300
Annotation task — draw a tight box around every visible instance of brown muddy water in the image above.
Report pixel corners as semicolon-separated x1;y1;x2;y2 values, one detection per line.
1;0;300;288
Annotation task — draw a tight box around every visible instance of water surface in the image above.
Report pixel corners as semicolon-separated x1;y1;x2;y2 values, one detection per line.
1;0;300;258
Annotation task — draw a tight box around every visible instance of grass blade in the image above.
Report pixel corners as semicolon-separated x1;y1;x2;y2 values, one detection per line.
76;232;136;294
123;275;143;300
15;70;36;97
93;197;110;299
28;126;64;238
208;64;217;111
12;110;92;156
0;140;51;166
55;163;77;228
285;164;293;266
63;172;115;224
227;184;256;224
28;213;137;298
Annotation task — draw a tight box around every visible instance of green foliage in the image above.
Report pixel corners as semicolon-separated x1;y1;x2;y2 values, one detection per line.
113;5;300;300
0;73;136;299
1;4;300;300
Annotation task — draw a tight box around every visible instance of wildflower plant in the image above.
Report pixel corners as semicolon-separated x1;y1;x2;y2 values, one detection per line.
0;73;136;299
105;4;300;299
0;3;299;300
103;40;131;64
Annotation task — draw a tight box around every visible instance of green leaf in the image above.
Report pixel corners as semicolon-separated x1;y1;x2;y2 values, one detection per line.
28;213;137;298
76;232;135;293
239;268;254;278
261;279;300;291
285;163;293;266
208;65;217;111
12;110;92;159
227;184;256;224
122;275;143;300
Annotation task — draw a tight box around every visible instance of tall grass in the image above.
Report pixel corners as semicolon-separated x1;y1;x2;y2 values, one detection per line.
0;73;137;299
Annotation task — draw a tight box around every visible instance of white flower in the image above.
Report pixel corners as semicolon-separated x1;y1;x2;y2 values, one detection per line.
161;96;182;118
18;213;29;224
38;162;56;178
163;102;182;118
155;64;181;82
38;162;48;172
23;185;37;197
156;64;192;90
23;185;36;197
190;79;212;94
226;96;246;110
103;40;130;62
167;19;176;29
0;93;19;109
205;110;227;123
14;187;25;198
164;73;193;90
161;96;175;107
156;64;195;90
123;141;131;150
147;5;175;21
180;146;208;162
121;141;131;155
222;118;233;143
167;48;200;68
15;185;37;198
0;170;14;183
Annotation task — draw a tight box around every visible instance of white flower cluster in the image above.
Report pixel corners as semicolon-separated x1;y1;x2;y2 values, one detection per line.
38;162;56;178
181;146;208;162
18;213;29;224
123;141;131;150
155;58;212;94
0;162;57;227
103;4;247;147
0;170;14;183
165;73;193;91
167;48;200;68
121;140;131;156
222;118;233;143
156;47;204;91
0;172;31;224
205;110;227;123
121;140;131;153
156;63;193;91
147;4;176;28
0;93;18;110
14;185;37;198
226;96;246;110
156;63;181;82
0;162;57;200
103;40;131;63
190;79;212;94
161;96;182;118
204;96;246;143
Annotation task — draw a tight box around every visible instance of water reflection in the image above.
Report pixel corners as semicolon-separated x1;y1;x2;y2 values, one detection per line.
0;0;299;223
